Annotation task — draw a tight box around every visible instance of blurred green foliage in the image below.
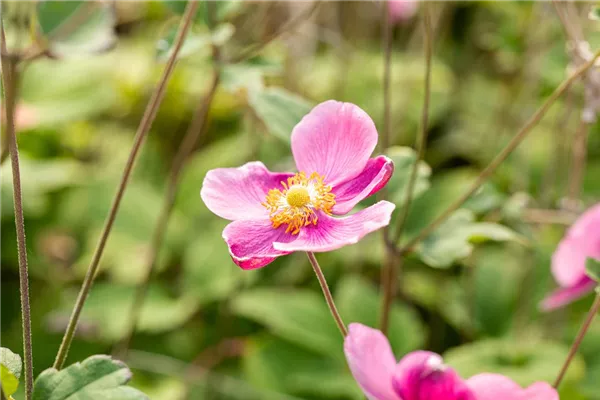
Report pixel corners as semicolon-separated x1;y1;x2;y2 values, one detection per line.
2;1;600;399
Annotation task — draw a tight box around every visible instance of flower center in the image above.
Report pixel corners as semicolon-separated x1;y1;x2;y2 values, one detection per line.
286;186;310;207
262;172;336;235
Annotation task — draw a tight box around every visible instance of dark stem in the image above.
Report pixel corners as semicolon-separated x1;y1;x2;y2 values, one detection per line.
52;0;199;370
565;119;589;210
398;49;600;255
113;69;221;359
554;292;600;388
1;20;34;400
380;3;432;334
306;252;347;337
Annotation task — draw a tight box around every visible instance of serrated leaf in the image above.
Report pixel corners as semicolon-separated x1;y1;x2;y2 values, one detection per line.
248;88;314;143
335;275;425;356
1;348;22;397
586;257;600;282
416;209;525;268
33;355;148;400
230;288;343;359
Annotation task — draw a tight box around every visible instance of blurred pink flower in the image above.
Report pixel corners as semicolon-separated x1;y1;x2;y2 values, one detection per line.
344;323;558;400
201;101;395;270
388;0;419;23
541;203;600;311
1;102;39;131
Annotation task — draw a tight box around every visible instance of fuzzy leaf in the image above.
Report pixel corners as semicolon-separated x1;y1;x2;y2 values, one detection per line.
1;348;22;397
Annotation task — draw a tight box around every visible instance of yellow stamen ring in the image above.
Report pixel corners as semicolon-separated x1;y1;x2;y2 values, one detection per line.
262;172;336;234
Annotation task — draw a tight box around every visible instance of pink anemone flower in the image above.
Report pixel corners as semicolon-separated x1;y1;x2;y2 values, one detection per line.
344;323;558;400
541;203;600;311
388;0;419;23
201;101;395;269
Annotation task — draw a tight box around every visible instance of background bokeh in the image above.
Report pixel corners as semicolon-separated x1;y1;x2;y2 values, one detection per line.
2;1;600;399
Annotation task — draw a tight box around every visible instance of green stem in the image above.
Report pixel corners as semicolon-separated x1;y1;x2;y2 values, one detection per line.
306;252;347;337
398;49;600;255
1;19;34;400
554;292;600;388
52;0;199;370
114;69;221;359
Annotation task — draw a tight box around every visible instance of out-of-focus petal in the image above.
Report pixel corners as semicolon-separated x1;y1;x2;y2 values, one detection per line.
392;352;474;400
222;219;295;270
332;156;394;215
201;161;293;221
467;374;558;400
388;0;419;23
344;323;399;400
272;201;395;252
540;276;597;311
291;101;378;186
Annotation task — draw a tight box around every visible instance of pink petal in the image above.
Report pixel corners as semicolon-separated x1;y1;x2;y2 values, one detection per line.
388;0;419;23
272;201;395;252
466;374;558;400
222;219;295;270
332;156;394;215
551;202;600;287
291;101;378;186
201;162;293;221
392;352;474;400
540;276;596;311
344;323;399;400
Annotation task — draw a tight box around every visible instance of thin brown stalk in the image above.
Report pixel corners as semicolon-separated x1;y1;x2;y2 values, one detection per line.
227;1;320;64
114;69;221;359
565;119;589;210
554;292;600;388
1;19;33;400
398;49;600;255
381;0;392;153
306;252;347;337
380;3;432;334
52;0;199;370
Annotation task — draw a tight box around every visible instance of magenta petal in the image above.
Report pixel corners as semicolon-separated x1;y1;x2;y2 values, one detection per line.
540;276;597;311
332;156;394;215
344;323;399;400
201;161;293;221
272;201;395;252
467;373;558;400
551;202;600;287
222;219;295;270
392;352;474;400
291;101;378;186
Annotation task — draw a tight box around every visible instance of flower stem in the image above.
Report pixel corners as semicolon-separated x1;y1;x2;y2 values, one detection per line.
306;252;347;337
381;0;392;153
398;48;600;255
113;69;221;359
52;0;199;370
554;291;600;388
1;21;34;400
380;2;432;334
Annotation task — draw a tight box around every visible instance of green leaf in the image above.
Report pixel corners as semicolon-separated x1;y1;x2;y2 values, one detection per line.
444;339;585;388
37;2;116;56
33;355;148;400
386;146;431;205
230;288;343;359
590;6;600;21
586;258;600;282
248;88;314;143
156;23;234;61
1;348;22;397
164;1;242;23
335;275;425;356
416;209;526;268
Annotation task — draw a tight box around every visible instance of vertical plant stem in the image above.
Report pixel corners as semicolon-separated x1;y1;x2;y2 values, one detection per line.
554;292;600;388
52;0;199;370
399;49;600;254
114;70;221;359
565;118;589;210
1;20;33;400
381;0;392;153
380;3;432;334
306;252;347;337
